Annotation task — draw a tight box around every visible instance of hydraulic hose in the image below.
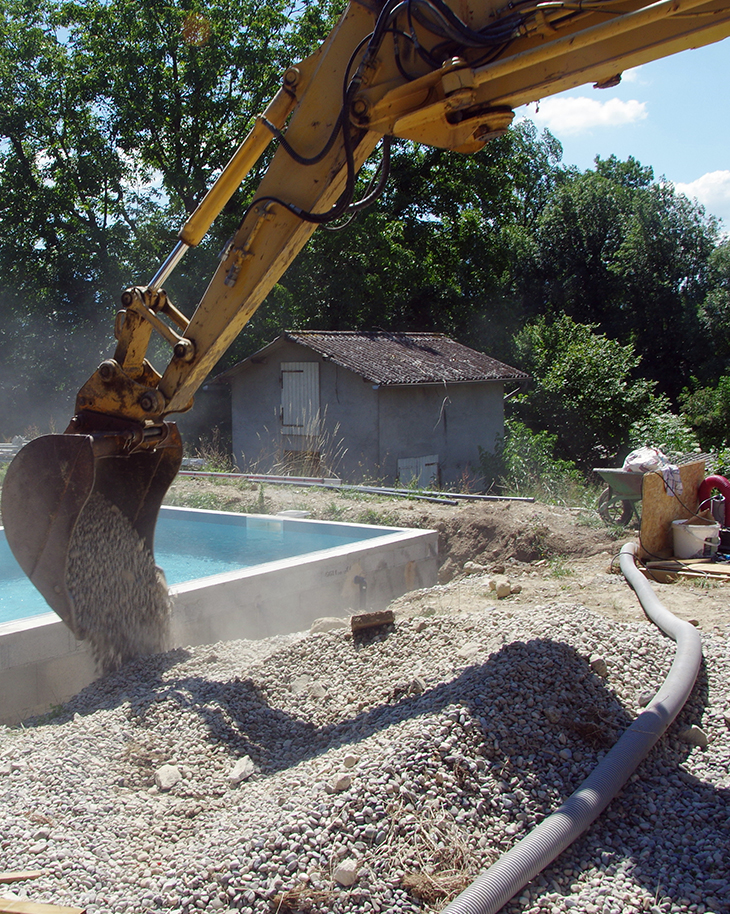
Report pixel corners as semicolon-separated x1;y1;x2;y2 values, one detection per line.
442;541;702;914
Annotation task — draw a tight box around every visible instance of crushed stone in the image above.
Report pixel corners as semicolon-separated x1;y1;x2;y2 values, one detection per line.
66;492;171;673
0;601;727;914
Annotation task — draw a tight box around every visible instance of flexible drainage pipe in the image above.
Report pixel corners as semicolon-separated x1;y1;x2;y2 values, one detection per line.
442;542;702;914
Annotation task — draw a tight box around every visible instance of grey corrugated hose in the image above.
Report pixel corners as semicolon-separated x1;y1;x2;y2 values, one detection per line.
441;542;702;914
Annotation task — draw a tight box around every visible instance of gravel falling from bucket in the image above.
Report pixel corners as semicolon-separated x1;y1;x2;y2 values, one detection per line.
66;492;171;674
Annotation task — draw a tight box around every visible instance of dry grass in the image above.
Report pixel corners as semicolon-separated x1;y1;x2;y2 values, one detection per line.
270;885;336;913
378;797;492;907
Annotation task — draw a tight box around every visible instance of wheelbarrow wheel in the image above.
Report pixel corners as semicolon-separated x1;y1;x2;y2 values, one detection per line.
597;487;635;526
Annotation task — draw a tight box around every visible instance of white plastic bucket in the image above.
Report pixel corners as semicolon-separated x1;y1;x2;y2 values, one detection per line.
671;519;721;559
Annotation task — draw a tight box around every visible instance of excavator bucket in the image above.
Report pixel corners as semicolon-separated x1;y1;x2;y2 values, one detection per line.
1;423;182;668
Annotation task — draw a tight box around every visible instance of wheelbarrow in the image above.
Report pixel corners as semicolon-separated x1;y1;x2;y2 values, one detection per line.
593;467;644;525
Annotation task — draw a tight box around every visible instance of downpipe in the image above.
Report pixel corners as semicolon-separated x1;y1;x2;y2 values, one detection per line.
442;542;702;914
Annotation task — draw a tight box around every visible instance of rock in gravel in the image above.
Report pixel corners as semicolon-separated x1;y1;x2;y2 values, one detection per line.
678;725;708;747
310;617;347;633
307;681;327;699
290;674;311;694
326;773;352;793
333;859;359;887
487;577;513;598
495;579;512;599
228;756;256;784
154;764;182;791
1;603;728;914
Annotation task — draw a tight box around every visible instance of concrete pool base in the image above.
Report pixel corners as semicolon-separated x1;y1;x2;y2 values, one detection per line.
0;512;437;724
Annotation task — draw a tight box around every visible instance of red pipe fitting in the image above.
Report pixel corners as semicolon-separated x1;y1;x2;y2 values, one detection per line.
697;475;730;526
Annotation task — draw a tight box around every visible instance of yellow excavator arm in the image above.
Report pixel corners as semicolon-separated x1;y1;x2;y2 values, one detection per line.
3;0;729;660
77;0;730;423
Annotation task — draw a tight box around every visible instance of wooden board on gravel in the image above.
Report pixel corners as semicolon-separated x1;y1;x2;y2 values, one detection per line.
0;902;85;913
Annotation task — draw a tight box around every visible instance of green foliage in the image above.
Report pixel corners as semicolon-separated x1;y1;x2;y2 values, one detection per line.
534;156;718;397
628;394;700;455
513;314;654;467
194;427;236;472
680;375;730;450
0;0;336;433
698;239;730;378
321;501;347;521
549;555;574;578
279;123;567;360
0;0;727;462
480;420;584;505
355;507;400;527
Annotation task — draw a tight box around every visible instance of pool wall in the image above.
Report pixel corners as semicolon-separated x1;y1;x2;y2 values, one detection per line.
0;509;437;724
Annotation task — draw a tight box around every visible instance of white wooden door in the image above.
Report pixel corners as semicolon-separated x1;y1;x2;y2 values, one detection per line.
281;362;320;434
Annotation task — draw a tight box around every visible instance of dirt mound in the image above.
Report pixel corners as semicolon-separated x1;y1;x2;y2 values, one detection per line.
432;501;618;568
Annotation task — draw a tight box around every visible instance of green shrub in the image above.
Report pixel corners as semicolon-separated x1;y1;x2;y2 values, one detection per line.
480;420;587;505
628;394;700;456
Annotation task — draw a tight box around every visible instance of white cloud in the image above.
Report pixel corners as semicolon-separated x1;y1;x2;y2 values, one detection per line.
673;170;730;228
528;96;647;135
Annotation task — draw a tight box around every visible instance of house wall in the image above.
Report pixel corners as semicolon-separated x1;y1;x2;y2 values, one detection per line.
377;381;505;486
229;341;381;479
229;342;505;485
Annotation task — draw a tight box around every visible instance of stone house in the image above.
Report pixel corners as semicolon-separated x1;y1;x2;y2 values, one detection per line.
212;330;527;487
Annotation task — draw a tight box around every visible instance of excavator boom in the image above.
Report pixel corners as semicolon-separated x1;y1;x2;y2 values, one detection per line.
3;0;729;667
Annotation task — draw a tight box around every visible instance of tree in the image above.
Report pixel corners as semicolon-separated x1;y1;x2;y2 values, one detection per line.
680;375;730;450
274;123;567;363
0;0;338;432
64;0;339;215
535;156;718;399
513;313;655;468
0;0;142;427
697;238;730;378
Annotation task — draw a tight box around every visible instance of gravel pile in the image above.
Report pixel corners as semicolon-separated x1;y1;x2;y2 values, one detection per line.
67;492;171;672
0;598;728;914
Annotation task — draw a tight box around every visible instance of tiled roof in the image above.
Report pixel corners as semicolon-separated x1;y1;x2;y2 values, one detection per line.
281;331;528;385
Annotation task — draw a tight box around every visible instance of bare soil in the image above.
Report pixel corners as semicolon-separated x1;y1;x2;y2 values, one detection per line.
166;475;730;635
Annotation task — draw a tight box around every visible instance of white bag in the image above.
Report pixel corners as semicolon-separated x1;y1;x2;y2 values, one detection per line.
622;446;667;474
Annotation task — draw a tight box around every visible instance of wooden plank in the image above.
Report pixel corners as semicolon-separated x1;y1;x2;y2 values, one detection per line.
0;878;42;887
350;610;394;633
646;558;730;575
639;461;707;560
684;562;730;575
675;571;728;581
0;901;85;914
640;568;678;584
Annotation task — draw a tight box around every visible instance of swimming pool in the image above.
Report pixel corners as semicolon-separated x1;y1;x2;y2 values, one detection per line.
0;506;438;724
0;506;393;624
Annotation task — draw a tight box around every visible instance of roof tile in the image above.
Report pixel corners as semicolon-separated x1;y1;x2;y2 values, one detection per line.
283;331;527;385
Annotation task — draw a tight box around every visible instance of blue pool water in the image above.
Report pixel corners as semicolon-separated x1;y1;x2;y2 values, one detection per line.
0;509;390;625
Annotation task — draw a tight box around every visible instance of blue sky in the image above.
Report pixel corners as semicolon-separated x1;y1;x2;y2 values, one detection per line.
516;37;730;232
